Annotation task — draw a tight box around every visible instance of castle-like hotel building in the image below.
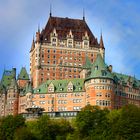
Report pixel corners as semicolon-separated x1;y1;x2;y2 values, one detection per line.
0;13;140;117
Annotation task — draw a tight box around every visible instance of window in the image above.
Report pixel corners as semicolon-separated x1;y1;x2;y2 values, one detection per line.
96;100;99;105
40;94;45;98
53;38;56;42
53;61;56;64
73;106;81;111
95;66;98;70
84;41;88;46
96;100;111;106
96;92;102;97
102;70;107;76
105;93;111;98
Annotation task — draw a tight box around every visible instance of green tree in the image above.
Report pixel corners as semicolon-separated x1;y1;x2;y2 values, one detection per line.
56;119;74;140
76;105;109;140
37;115;60;140
14;127;37;140
113;104;140;140
26;120;40;139
0;115;25;140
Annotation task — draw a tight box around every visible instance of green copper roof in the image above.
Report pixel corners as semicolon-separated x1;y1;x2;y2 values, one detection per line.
0;68;16;91
18;67;29;80
83;55;92;69
33;78;85;94
113;72;140;88
25;82;33;93
85;53;114;81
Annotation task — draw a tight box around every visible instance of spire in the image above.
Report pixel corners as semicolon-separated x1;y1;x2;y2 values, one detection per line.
30;36;35;52
100;32;104;48
50;4;52;17
38;24;40;33
83;8;85;21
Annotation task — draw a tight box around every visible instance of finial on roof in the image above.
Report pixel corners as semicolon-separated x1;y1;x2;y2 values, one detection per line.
50;4;52;17
83;8;85;21
100;31;104;48
38;24;40;33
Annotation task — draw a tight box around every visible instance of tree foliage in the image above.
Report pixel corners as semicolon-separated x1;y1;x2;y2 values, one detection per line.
0;115;25;140
0;104;140;140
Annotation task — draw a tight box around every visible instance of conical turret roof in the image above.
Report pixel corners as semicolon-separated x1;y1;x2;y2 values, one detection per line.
85;53;113;81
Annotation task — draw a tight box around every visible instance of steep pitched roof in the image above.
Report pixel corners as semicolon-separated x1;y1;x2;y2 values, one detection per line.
18;67;29;80
99;34;105;49
33;78;85;94
0;68;16;91
40;16;99;47
83;55;92;69
85;53;113;80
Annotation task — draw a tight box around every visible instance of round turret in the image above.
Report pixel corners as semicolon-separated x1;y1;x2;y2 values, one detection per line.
84;53;115;110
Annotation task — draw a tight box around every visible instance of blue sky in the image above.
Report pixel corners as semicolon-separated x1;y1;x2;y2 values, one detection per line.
0;0;140;79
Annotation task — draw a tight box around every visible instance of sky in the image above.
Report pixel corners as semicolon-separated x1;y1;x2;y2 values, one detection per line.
0;0;140;79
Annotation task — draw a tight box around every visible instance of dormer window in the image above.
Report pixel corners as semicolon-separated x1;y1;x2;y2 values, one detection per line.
60;88;63;91
82;31;89;49
67;39;73;48
95;66;98;70
51;28;58;46
37;89;40;92
52;37;57;46
84;41;88;46
53;38;56;42
48;82;54;93
102;70;107;76
67;30;73;48
67;81;73;92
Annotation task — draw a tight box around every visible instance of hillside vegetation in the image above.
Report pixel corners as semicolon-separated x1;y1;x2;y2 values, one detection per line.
0;104;140;140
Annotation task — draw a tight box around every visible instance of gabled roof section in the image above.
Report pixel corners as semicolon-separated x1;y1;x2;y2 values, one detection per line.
68;81;73;86
85;53;113;81
0;68;16;91
18;67;29;80
40;16;99;47
33;78;85;94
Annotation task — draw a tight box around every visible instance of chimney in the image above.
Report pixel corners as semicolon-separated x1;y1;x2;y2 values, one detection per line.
108;65;112;72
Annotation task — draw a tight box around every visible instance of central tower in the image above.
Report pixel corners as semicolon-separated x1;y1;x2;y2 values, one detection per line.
30;14;105;88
